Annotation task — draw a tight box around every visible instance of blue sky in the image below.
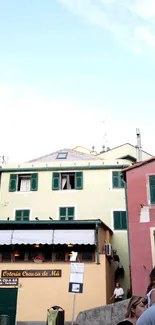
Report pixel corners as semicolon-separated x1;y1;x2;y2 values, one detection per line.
0;0;155;162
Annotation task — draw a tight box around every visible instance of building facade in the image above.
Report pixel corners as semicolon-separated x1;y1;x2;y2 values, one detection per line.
0;144;153;294
123;158;155;296
0;219;113;323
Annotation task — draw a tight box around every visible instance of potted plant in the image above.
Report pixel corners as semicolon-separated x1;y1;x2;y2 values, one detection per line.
33;255;45;263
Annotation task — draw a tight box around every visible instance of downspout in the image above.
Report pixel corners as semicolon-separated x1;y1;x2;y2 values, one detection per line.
124;181;132;290
95;223;100;264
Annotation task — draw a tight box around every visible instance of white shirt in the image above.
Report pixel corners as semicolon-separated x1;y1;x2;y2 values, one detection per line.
114;287;124;298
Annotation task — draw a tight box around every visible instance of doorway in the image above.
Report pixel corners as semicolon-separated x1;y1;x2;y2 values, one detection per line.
0;288;18;325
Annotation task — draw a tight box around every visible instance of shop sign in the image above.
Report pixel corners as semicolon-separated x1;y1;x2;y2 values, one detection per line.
1;269;61;278
0;278;18;286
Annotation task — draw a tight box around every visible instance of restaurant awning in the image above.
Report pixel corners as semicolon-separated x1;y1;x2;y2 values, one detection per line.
12;230;54;245
0;229;95;245
53;229;95;245
0;230;13;245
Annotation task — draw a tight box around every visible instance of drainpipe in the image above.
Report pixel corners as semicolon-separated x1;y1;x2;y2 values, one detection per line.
95;223;100;264
124;181;132;290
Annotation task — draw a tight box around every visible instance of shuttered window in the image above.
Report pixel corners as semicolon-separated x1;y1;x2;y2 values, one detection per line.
59;207;75;220
52;172;83;190
15;209;30;221
9;173;38;192
112;171;124;188
149;175;155;204
113;211;127;230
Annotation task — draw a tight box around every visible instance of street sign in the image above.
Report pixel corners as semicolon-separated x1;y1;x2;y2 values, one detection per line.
69;262;84;294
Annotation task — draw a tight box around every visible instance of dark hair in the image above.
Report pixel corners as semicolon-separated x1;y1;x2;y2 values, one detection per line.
146;267;155;293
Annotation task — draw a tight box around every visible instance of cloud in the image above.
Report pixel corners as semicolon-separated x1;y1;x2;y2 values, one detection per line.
58;0;155;53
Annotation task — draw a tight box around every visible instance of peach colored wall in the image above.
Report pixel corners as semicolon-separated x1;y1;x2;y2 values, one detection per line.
105;258;115;304
0;256;109;321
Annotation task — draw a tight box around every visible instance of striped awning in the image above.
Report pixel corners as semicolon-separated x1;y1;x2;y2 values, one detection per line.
0;229;95;245
53;230;95;245
12;230;54;245
0;230;13;245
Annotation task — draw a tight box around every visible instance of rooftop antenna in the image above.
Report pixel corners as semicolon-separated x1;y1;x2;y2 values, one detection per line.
136;128;142;162
0;155;8;164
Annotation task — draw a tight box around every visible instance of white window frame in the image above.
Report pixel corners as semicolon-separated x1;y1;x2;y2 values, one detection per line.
14;208;32;221
15;174;32;194
57;205;77;221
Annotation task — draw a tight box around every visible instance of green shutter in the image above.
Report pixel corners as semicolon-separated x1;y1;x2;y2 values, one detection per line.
121;211;127;230
9;174;17;192
15;210;22;221
59;207;66;220
52;173;60;190
75;172;83;189
15;209;30;221
31;173;38;191
149;175;155;204
23;209;30;221
113;211;121;230
67;207;74;220
112;172;119;188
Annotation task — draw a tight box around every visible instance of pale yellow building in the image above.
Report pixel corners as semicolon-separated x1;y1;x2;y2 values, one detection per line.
0;143;153;295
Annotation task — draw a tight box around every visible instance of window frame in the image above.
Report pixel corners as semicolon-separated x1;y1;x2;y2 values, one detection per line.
148;175;155;205
112;210;127;231
111;171;125;189
58;206;76;221
9;173;38;192
52;172;83;191
14;208;31;221
56;152;68;159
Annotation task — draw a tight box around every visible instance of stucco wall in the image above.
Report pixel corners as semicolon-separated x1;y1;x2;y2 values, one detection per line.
75;299;129;325
126;161;155;295
98;144;152;161
0;255;112;321
0;163;129;292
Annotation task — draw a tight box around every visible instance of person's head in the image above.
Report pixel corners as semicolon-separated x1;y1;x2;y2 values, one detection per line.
116;282;120;288
147;267;155;293
125;296;147;320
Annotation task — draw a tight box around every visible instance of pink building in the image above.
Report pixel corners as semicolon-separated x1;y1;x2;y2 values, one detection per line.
123;158;155;296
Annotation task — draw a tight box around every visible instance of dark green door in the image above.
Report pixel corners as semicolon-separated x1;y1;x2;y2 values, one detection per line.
0;289;18;325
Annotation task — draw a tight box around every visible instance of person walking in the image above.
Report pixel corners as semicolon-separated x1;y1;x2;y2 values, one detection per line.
110;282;124;303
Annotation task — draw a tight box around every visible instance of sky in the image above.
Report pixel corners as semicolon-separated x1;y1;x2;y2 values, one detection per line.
0;0;155;162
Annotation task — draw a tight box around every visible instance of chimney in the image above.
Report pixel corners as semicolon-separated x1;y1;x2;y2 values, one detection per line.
136;128;142;162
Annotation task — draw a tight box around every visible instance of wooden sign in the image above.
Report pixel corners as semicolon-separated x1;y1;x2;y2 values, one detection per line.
1;270;61;278
0;278;18;286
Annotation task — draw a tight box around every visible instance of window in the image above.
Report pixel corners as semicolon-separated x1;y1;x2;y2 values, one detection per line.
9;173;38;192
52;172;83;190
55;252;65;261
59;207;75;220
15;209;30;221
113;211;127;230
57;152;68;159
149;175;155;204
112;171;124;189
81;252;93;261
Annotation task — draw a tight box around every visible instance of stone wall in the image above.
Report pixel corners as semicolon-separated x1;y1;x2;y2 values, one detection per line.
75;300;129;325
